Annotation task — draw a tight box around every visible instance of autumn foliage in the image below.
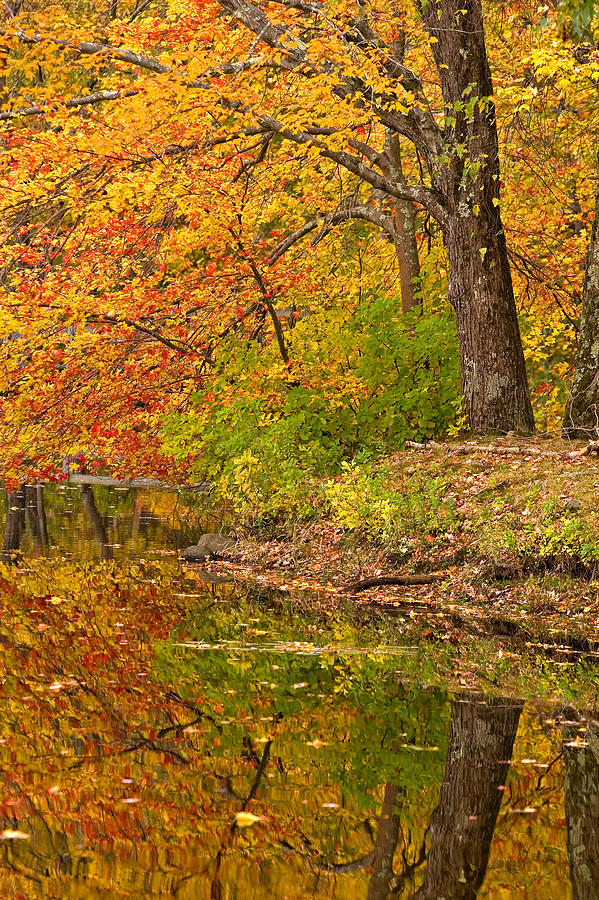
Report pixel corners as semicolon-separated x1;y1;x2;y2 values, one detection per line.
0;0;595;491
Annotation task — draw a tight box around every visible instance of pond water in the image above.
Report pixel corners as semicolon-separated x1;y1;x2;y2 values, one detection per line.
0;482;594;898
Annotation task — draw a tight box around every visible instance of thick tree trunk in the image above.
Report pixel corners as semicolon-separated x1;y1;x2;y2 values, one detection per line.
447;217;534;433
564;717;599;899
563;153;599;438
420;0;534;434
415;696;522;899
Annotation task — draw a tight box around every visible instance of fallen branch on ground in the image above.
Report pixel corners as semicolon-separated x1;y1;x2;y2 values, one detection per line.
345;574;446;593
405;440;599;459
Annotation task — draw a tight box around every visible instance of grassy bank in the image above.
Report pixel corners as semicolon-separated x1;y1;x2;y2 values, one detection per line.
220;435;599;649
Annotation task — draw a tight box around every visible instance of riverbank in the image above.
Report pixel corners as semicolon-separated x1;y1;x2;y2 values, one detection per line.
215;435;599;651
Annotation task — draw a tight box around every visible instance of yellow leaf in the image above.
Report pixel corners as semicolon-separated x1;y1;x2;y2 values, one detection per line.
234;811;266;828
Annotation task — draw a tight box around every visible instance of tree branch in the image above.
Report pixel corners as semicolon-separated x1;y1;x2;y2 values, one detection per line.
0;88;140;120
259;116;447;223
265;201;398;264
7;29;169;73
229;229;290;363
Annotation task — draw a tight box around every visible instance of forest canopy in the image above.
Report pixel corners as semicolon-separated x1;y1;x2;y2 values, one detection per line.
0;0;597;503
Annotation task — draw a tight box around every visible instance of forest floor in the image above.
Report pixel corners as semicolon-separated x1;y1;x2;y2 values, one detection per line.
200;435;599;663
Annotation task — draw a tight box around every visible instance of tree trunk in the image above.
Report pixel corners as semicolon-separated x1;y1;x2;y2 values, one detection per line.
385;132;421;314
383;29;421;315
564;717;599;899
563;153;599;438
447;217;534;433
415;696;522;899
420;0;534;434
367;782;402;900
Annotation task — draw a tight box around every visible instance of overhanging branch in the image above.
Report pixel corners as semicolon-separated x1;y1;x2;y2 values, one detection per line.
259;116;447;224
266;201;398;264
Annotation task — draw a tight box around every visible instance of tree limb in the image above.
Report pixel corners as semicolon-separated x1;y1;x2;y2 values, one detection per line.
265;202;397;265
7;29;170;73
259;115;447;223
0;88;140;120
345;574;446;593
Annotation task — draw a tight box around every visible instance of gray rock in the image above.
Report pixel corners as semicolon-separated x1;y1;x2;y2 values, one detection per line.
564;498;583;511
183;533;235;562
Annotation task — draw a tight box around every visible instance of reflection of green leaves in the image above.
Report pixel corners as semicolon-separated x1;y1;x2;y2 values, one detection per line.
156;616;450;802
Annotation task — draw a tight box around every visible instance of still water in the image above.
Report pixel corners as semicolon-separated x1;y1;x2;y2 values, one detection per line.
0;482;594;898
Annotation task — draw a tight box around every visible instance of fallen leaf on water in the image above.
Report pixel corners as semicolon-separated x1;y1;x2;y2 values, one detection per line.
400;744;439;752
234;812;266;828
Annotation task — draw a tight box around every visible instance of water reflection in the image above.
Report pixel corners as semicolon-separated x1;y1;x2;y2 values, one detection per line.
0;481;199;561
415;698;523;899
0;488;592;897
565;714;599;899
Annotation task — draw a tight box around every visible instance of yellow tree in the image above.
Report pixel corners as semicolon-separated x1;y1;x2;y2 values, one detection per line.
0;0;535;449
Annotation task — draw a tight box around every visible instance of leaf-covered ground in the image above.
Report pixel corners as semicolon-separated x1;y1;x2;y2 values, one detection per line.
216;437;599;659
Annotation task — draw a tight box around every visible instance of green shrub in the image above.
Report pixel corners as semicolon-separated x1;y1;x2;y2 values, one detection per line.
161;296;460;522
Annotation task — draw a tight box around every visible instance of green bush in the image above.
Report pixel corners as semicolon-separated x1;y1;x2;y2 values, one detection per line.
161;296;460;522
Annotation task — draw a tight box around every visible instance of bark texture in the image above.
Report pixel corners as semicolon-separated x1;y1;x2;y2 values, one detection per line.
447;219;533;433
564;153;599;438
420;0;534;433
564;718;599;899
415;696;522;899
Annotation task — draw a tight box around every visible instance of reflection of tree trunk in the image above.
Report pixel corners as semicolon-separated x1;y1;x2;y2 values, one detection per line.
2;488;25;560
80;484;113;560
367;782;401;899
24;485;49;554
415;697;522;900
564;717;599;899
132;494;142;538
36;485;48;548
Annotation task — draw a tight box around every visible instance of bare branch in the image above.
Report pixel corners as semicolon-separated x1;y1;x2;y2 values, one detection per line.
213;0;443;169
266;200;397;264
229;228;290;363
216;0;307;61
128;0;157;22
6;29;169;73
0;88;140;120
